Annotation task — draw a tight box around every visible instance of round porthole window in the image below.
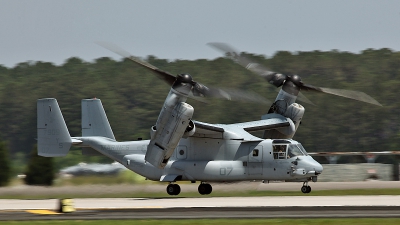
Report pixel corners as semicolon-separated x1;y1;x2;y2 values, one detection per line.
179;149;185;155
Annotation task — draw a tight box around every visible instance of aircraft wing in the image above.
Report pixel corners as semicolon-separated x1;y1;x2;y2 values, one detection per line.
192;121;225;138
192;113;290;137
230;113;290;132
193;121;224;134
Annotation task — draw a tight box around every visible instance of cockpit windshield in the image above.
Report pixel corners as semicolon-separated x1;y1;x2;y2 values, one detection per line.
273;144;307;159
287;144;305;158
296;144;308;156
273;144;307;160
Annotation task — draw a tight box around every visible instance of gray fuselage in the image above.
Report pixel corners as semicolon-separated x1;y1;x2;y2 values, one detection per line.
75;130;322;183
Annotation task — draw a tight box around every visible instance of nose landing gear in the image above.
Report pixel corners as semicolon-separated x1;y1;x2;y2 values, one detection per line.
301;182;311;194
166;183;181;195
198;183;212;195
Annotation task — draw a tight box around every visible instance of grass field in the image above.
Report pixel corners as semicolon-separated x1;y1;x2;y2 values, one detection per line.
2;177;400;199
1;219;400;225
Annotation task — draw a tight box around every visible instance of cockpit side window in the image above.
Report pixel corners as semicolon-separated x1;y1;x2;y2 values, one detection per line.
273;145;287;159
288;144;305;158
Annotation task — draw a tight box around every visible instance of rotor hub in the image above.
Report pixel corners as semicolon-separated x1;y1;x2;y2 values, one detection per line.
177;73;193;84
289;74;302;86
172;73;194;95
270;73;287;87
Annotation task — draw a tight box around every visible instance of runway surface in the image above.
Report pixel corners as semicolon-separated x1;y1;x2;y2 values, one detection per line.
1;196;400;220
2;195;400;210
1;181;400;220
1;206;400;220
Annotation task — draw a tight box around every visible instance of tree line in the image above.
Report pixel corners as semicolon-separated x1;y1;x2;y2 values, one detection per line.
0;48;399;177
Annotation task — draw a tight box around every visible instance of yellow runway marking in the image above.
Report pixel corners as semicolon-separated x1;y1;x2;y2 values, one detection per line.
26;210;61;215
75;206;164;210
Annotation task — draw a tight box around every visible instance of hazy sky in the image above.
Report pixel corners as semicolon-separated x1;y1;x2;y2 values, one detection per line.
1;0;399;68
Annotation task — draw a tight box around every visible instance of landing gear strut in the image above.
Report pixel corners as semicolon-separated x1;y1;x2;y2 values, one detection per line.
301;182;311;194
198;183;212;195
166;183;181;195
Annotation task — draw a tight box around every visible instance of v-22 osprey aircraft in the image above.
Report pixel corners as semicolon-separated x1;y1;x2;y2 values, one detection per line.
37;43;381;195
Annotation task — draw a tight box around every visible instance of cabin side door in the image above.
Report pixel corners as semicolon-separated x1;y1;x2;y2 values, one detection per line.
248;145;263;175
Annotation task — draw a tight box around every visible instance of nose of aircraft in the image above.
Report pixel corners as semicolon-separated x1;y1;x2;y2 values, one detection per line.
305;157;323;174
314;162;323;174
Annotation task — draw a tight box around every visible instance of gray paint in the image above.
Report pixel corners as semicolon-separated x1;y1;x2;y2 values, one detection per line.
37;97;323;194
37;98;72;157
82;99;115;140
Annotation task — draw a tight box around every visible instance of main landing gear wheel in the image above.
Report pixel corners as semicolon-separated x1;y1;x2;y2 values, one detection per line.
198;183;212;195
166;184;181;195
301;182;311;194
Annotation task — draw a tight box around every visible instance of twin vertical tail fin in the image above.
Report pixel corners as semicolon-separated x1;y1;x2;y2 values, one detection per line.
37;98;115;157
81;99;115;156
81;99;115;140
37;98;72;157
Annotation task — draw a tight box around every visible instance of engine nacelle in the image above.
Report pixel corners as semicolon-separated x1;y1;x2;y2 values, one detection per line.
146;101;194;168
284;103;304;131
151;120;195;140
150;125;157;140
182;120;196;138
263;103;304;139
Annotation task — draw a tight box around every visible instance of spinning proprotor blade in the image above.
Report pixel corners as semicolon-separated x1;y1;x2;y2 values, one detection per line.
208;42;382;106
97;42;271;105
